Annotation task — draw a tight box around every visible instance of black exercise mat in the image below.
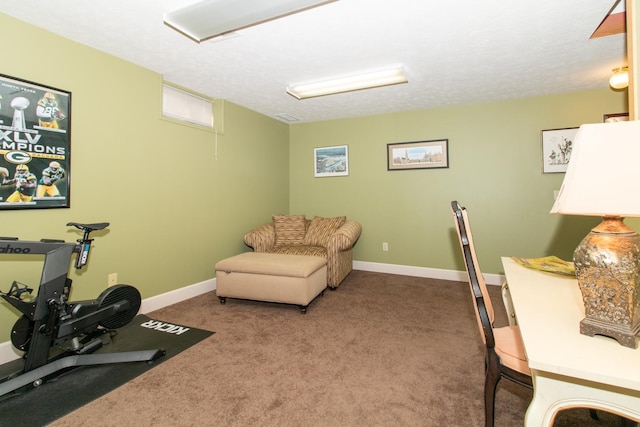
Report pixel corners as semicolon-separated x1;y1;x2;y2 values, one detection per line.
0;314;214;426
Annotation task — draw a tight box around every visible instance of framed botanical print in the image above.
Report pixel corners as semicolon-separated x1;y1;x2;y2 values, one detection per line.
541;128;577;174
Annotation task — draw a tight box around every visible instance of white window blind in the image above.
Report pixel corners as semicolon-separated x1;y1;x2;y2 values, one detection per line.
162;84;213;128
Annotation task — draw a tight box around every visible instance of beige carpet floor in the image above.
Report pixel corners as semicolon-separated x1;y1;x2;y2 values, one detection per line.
49;270;626;426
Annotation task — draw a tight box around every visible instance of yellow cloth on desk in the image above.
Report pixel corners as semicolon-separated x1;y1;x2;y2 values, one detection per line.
511;256;575;276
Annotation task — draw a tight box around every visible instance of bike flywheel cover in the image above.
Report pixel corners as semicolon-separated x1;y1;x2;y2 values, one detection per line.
97;285;141;329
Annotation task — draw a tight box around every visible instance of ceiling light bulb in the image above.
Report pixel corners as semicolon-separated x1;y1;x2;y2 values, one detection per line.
609;66;629;90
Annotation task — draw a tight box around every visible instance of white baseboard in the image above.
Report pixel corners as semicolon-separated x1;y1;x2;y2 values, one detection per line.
353;261;504;286
1;263;502;364
0;278;217;365
139;278;216;314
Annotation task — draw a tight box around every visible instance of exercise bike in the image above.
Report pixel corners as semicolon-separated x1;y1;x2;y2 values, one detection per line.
0;222;165;397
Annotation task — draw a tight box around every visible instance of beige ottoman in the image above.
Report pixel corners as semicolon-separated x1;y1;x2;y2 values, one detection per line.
215;252;327;313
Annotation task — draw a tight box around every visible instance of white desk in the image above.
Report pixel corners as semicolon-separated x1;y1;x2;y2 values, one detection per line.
501;257;640;426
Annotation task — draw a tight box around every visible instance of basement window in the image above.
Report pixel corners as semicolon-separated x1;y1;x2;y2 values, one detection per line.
162;83;213;128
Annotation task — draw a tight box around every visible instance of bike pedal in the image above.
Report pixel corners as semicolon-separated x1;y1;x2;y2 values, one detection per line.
7;281;33;298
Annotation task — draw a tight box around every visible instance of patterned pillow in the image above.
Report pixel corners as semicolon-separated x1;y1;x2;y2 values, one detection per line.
272;214;306;247
303;216;346;247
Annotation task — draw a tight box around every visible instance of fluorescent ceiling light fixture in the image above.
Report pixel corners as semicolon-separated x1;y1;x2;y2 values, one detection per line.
164;0;337;43
287;67;408;100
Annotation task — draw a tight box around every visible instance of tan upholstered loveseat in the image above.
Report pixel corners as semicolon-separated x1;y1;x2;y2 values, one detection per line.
244;215;362;288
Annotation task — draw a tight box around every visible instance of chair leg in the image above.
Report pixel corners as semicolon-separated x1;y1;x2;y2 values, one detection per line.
484;354;501;427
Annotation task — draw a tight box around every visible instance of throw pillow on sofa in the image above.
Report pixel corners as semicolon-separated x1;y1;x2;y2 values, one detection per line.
303;216;346;247
273;214;306;247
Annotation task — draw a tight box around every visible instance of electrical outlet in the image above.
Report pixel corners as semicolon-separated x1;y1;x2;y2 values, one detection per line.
382;242;389;251
108;273;118;287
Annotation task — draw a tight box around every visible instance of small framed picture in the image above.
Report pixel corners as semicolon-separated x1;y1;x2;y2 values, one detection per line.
314;145;349;177
387;139;449;171
604;113;629;123
541;128;578;174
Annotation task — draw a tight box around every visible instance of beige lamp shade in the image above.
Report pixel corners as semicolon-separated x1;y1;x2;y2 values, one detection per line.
550;120;640;218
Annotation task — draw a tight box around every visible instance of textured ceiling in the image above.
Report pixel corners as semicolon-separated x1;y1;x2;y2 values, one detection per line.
1;0;626;123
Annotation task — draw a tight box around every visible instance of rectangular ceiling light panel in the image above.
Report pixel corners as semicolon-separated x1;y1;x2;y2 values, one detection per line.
164;0;336;42
287;67;408;99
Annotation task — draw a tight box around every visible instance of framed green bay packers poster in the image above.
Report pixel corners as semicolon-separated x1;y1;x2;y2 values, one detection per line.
0;74;70;210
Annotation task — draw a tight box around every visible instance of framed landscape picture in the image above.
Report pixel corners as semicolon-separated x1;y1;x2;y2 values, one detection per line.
314;145;349;177
387;139;449;171
0;73;71;209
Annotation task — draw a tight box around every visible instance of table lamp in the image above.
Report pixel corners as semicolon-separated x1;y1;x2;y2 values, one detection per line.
550;120;640;348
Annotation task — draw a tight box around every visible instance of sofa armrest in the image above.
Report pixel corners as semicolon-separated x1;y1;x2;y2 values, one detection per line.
328;220;362;253
244;223;276;252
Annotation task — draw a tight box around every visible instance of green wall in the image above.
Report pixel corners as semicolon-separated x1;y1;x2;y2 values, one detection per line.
289;89;628;275
0;14;289;342
0;12;633;348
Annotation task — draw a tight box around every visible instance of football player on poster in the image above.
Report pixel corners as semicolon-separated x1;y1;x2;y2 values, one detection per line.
0;167;11;186
6;164;37;203
36;161;66;197
36;92;65;129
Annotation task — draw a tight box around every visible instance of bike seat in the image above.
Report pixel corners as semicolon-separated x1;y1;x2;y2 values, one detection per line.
67;222;110;232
